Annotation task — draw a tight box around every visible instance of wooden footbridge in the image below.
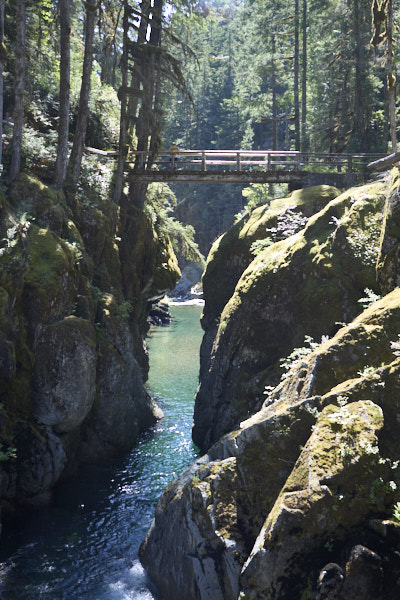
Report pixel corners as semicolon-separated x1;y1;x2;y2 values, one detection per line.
125;150;386;187
85;147;388;187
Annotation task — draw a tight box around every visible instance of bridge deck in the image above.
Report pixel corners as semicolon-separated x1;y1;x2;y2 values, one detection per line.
84;147;386;185
122;150;385;185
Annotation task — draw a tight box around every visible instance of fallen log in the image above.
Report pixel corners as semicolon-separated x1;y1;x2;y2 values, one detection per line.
368;151;400;171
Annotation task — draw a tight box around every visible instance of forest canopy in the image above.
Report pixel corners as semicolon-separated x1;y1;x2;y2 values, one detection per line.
0;0;399;251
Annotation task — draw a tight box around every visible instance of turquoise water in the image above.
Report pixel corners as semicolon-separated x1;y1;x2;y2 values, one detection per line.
0;304;203;599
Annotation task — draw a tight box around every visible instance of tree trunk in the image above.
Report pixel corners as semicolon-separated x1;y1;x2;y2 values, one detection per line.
293;0;300;151
129;0;151;159
386;0;397;152
0;0;5;170
271;34;277;151
67;0;97;188
352;0;367;151
136;0;163;164
131;0;163;208
113;0;129;203
54;0;71;188
9;0;26;183
301;0;307;151
368;150;400;171
101;44;110;84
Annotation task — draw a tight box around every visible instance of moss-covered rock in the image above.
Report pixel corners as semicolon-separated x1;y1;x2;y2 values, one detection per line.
0;174;180;519
240;400;386;600
199;185;339;380
141;268;400;600
32;316;97;432
193;181;386;450
377;168;400;294
202;185;340;330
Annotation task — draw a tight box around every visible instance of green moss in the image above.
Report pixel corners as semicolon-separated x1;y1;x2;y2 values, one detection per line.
219;180;386;389
25;226;75;286
9;173;67;218
202;185;340;328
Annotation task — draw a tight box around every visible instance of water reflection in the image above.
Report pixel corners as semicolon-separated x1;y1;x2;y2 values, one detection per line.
0;304;203;599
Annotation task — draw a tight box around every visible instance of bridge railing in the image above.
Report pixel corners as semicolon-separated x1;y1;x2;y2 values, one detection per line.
84;147;386;173
125;150;386;173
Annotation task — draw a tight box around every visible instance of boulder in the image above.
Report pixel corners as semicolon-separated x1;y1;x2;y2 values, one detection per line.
32;317;97;432
141;287;400;600
239;401;385;600
172;262;204;299
199;185;339;380
193;181;386;451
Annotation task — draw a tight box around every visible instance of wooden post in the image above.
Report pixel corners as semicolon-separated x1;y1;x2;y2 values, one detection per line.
236;152;241;171
171;152;176;170
267;153;271;170
296;152;301;170
347;155;353;172
202;152;207;171
139;153;145;169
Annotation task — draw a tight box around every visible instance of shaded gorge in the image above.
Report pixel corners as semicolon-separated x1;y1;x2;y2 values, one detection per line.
0;303;203;599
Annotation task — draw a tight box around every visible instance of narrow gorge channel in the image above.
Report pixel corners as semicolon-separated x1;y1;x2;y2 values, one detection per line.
0;304;203;600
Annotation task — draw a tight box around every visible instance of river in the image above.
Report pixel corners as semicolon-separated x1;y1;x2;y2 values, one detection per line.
0;303;203;600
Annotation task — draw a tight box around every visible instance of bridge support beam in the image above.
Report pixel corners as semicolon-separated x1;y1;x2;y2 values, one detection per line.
128;169;370;188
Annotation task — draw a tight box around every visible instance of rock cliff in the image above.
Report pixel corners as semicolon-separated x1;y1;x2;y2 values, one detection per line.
0;174;180;520
141;172;400;600
193;182;385;449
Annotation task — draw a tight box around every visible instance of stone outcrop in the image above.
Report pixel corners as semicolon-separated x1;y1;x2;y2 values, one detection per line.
193;181;386;450
141;174;400;600
377;168;400;294
141;289;400;600
0;174;179;516
172;262;204;300
198;185;340;381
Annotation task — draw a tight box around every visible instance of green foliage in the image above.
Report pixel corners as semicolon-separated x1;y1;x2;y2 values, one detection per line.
118;300;133;319
250;208;308;256
63;240;83;264
91;285;103;302
357;365;377;378
346;212;383;266
358;288;382;310
21;127;57;172
392;501;400;523
265;209;308;242
250;238;273;256
163;0;392;161
76;155;114;205
0;443;17;462
145;183;205;264
280;334;329;378
390;335;400;358
86;80;120;149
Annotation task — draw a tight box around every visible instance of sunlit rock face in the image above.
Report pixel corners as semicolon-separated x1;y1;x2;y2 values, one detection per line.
141;289;400;600
141;174;400;600
0;174;179;514
193;181;386;450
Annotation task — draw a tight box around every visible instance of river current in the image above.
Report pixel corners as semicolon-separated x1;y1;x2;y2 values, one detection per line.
0;304;203;600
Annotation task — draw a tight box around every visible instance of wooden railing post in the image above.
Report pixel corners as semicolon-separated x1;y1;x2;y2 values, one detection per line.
139;152;145;169
296;152;301;171
267;153;271;170
347;155;353;172
236;152;241;171
171;153;176;170
202;152;207;171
